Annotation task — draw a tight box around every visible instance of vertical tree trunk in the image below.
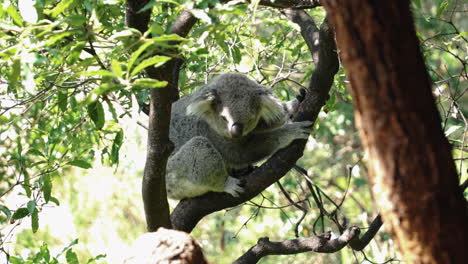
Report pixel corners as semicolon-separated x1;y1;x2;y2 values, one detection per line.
322;1;468;263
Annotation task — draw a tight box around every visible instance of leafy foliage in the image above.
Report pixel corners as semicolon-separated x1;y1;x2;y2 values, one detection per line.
0;0;466;263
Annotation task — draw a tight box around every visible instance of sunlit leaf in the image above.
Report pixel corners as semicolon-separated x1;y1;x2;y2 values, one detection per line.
66;14;86;27
46;31;73;46
152;34;187;42
47;0;75;18
127;41;154;76
436;0;449;18
6;5;23;26
132;78;168;89
110;29;142;41
66;249;79;264
86;254;106;263
130;56;171;76
81;70;116;78
68;159;92;169
111;59;124;78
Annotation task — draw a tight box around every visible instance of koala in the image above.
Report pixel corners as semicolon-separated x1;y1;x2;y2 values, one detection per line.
166;73;312;200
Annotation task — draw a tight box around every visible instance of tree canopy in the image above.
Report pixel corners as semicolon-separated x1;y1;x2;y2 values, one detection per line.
0;0;466;263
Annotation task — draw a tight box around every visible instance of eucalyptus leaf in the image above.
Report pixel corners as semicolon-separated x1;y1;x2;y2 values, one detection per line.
12;208;29;220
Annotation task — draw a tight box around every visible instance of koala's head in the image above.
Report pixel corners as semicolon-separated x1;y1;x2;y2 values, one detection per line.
186;73;285;139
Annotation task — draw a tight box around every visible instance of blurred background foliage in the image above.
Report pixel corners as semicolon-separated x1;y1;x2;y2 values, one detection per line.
0;0;466;263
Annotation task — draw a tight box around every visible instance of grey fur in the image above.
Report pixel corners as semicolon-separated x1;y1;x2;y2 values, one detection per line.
166;73;312;200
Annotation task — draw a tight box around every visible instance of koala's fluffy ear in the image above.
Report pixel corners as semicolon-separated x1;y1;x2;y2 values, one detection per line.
258;90;285;124
186;89;217;117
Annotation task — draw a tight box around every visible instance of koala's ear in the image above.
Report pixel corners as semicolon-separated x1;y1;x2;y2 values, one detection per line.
258;90;285;124
186;89;218;117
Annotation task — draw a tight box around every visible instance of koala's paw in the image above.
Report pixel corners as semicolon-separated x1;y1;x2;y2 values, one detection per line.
223;176;245;197
291;120;314;139
296;88;307;103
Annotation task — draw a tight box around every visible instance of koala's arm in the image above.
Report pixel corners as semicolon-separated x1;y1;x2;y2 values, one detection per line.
225;121;313;167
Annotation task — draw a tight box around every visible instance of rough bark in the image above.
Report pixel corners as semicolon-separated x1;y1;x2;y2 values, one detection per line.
171;11;339;233
322;1;468;263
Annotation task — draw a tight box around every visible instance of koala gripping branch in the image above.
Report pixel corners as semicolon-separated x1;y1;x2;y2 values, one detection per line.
171;10;339;233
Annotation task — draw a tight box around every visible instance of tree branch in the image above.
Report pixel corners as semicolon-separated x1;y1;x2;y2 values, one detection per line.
142;11;198;231
256;0;321;9
234;226;360;264
349;214;383;251
171;10;339;232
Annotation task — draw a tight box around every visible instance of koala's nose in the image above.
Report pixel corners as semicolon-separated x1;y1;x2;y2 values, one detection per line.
230;123;244;138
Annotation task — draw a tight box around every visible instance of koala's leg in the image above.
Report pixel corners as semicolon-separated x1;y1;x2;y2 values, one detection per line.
166;136;244;199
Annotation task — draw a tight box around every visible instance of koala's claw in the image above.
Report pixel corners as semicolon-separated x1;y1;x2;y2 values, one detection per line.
296;88;307;102
292;120;313;139
224;176;245;197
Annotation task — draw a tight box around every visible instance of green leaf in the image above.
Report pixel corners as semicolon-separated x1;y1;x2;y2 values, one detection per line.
152;34;187;42
31;210;39;233
110;29;142;41
413;0;422;8
58;90;68;112
12;208;29;220
47;0;75;18
111;59;124;78
436;0;449;18
67;42;86;65
46;31;73;46
6;5;24;26
81;70;116;78
49;197;60;206
0;205;12;220
7;256;23;264
231;46;242;64
127;41;154;76
66;249;79;264
132;78;168;89
40;244;51;262
9;58;21;92
68;159;92;169
86;254;106;263
66;14;86;27
130;56;171;77
27;200;36;214
43;175;52;202
110;130;123;164
87;101;105;130
26;148;45;157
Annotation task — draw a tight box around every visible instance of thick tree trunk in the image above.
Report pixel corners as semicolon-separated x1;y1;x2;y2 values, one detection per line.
322;1;468;263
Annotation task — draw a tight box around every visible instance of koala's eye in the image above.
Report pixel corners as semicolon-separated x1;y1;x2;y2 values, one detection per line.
221;116;228;123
